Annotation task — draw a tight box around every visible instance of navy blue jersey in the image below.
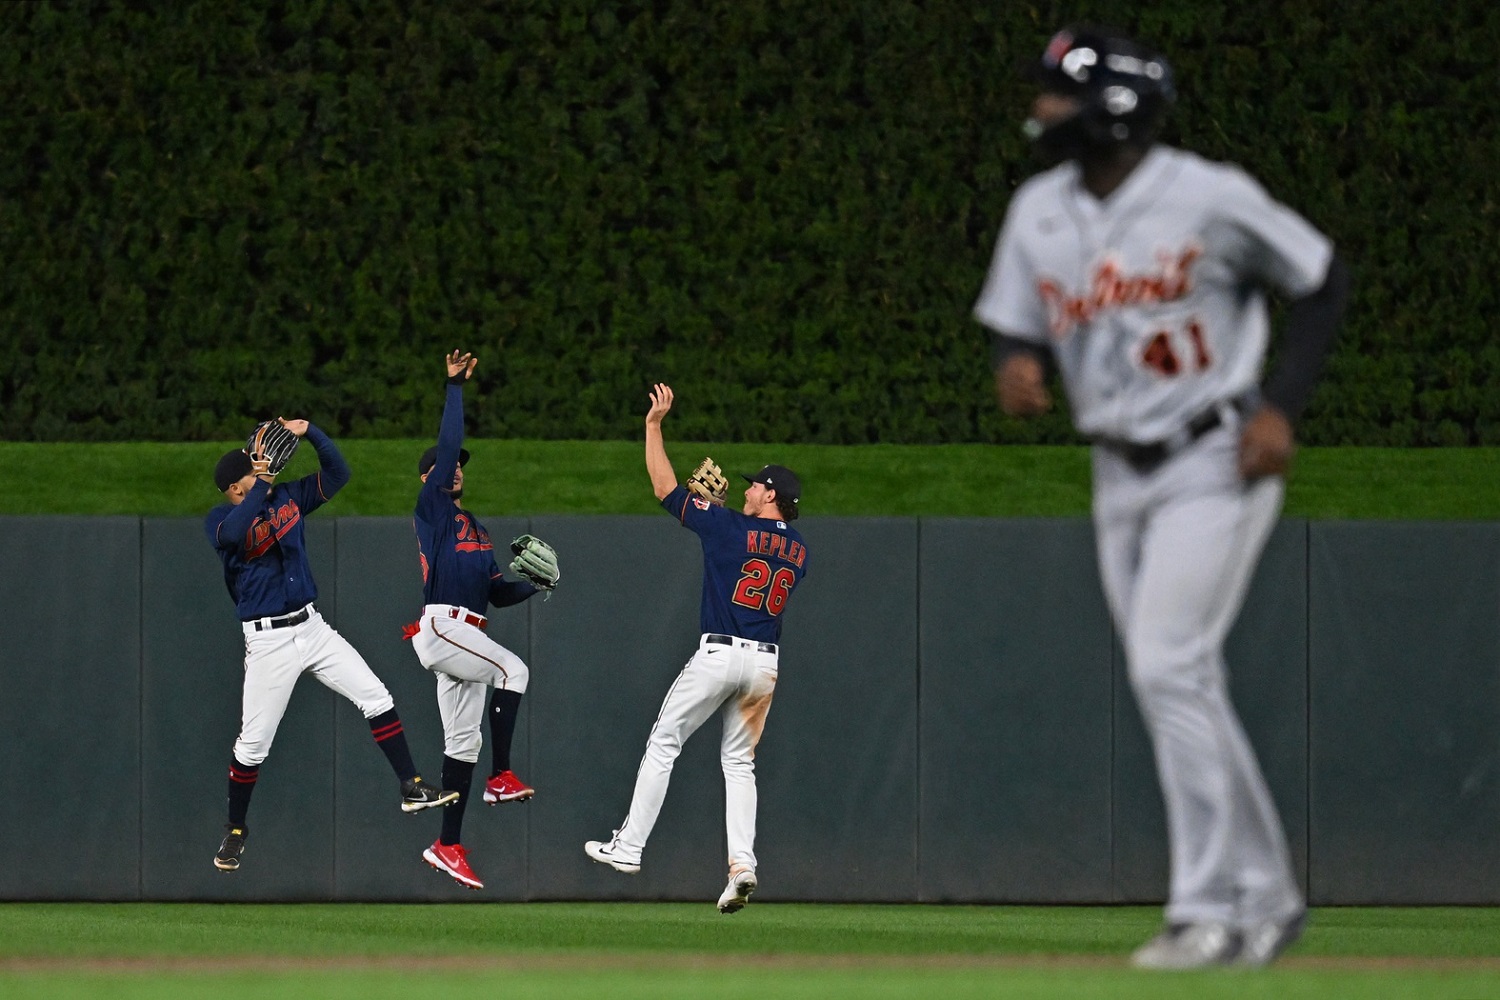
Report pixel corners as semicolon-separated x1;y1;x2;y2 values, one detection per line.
662;485;808;642
414;384;537;613
204;425;349;620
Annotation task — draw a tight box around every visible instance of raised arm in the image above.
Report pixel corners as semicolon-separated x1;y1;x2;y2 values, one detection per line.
300;422;350;498
644;383;678;500
422;350;477;503
213;477;273;548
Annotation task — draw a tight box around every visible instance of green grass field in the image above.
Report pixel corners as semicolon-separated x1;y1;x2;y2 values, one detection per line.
3;440;1498;518
1;903;1497;999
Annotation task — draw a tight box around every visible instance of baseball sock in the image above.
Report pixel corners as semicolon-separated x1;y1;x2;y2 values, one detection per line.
226;757;259;827
368;709;419;782
489;689;523;774
439;755;476;846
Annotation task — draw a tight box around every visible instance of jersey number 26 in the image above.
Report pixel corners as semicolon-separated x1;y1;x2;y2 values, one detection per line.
732;559;795;616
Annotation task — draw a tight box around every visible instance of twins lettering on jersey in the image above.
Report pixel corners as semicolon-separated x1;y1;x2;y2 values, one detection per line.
244;500;302;559
453;511;492;554
1039;243;1202;337
419;511;491;584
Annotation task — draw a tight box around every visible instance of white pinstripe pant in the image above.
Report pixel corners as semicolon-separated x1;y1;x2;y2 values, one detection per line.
410;604;530;764
611;634;778;874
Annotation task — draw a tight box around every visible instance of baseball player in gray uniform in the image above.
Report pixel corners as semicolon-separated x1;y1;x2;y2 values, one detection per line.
974;27;1349;969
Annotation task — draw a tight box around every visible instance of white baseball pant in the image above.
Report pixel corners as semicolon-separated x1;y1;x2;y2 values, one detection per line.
612;634;778;873
1092;422;1303;929
235;605;395;766
410;604;530;764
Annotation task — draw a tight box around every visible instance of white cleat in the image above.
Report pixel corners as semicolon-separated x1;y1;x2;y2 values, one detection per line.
584;838;641;874
1130;923;1239;970
716;868;758;914
1236;910;1307;967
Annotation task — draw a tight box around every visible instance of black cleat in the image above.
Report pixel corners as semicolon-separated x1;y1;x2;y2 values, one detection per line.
401;776;461;813
214;825;248;872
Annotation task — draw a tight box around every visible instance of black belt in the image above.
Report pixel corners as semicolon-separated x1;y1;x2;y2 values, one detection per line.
249;607;311;631
1102;401;1239;474
704;633;778;654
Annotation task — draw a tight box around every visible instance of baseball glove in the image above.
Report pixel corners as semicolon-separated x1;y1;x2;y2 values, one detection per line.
685;456;728;505
245;420;300;476
509;534;560;591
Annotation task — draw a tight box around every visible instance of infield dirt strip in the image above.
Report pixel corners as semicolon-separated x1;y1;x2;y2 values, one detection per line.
5;953;1500;974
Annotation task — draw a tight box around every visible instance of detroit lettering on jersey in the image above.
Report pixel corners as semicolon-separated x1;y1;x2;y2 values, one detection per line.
1039;245;1202;337
667;486;808;644
973;146;1333;443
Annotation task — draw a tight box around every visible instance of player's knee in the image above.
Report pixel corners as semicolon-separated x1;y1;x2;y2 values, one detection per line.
444;738;480;764
501;662;530;695
233;739;269;767
359;693;397;719
1125;627;1214;682
643;732;684;766
720;752;754;776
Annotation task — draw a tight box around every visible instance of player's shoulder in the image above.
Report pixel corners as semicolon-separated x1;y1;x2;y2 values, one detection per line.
1009;161;1076;209
1161;146;1265;197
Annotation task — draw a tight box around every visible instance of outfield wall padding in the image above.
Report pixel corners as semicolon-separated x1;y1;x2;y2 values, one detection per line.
0;515;1495;904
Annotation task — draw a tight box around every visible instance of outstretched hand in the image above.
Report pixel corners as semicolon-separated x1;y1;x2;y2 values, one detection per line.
646;383;674;425
278;417;309;437
447;350;478;381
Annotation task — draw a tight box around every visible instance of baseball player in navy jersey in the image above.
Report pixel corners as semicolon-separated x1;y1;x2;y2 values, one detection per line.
974;27;1349;968
585;383;808;914
205;419;456;873
405;350;555;890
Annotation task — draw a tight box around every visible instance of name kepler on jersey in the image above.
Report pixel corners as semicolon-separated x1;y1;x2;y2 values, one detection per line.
745;528;806;567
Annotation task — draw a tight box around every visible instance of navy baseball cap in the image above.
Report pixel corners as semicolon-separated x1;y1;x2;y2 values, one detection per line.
214;449;254;492
741;464;801;505
419;446;470;476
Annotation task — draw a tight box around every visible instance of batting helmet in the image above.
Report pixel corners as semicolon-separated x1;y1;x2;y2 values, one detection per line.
1024;26;1176;156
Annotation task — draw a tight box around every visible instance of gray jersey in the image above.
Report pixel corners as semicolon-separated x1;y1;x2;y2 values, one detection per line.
974;146;1332;443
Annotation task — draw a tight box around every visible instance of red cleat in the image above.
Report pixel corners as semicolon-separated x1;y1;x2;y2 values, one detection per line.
423;840;484;890
483;769;535;804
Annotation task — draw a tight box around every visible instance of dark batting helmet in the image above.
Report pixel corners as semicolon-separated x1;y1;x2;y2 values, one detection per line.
1024;27;1176;157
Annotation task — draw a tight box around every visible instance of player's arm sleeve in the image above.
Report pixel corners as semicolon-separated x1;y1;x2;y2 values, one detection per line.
990;332;1054;377
1218;169;1334;298
489;571;539;608
1216;170;1347;422
1261;253;1351;421
426;384;466;500
972;196;1052;354
299;424;350;508
661;483;721;532
208;481;272;550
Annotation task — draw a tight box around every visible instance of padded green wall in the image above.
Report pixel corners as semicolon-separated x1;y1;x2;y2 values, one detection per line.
1;515;1495;903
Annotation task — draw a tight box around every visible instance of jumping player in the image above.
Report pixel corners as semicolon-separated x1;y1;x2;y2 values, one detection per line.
407;351;550;890
585;383;808;914
206;419;456;874
974;27;1349;968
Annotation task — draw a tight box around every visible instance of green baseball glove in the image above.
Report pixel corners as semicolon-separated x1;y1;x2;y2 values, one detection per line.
509;534;560;591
